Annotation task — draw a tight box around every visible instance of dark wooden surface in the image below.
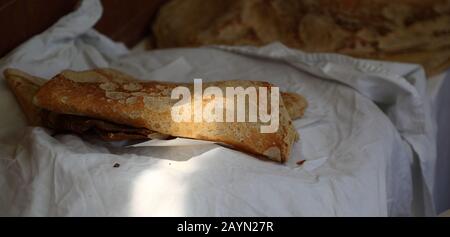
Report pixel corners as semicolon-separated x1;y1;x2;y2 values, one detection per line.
0;0;166;57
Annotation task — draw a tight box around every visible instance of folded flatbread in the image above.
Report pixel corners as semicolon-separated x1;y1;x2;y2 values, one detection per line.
4;68;307;162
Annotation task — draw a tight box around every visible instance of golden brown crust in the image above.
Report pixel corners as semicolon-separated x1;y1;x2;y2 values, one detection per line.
34;68;298;162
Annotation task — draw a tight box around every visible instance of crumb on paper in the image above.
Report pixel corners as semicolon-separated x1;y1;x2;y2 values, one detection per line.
296;160;306;166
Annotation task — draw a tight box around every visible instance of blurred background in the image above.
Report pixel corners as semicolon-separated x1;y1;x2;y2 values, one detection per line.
1;0;450;76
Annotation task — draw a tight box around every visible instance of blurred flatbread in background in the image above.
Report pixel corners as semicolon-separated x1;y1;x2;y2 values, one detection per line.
152;0;450;77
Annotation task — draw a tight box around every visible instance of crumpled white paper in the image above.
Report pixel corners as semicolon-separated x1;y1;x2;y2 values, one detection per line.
0;0;437;216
